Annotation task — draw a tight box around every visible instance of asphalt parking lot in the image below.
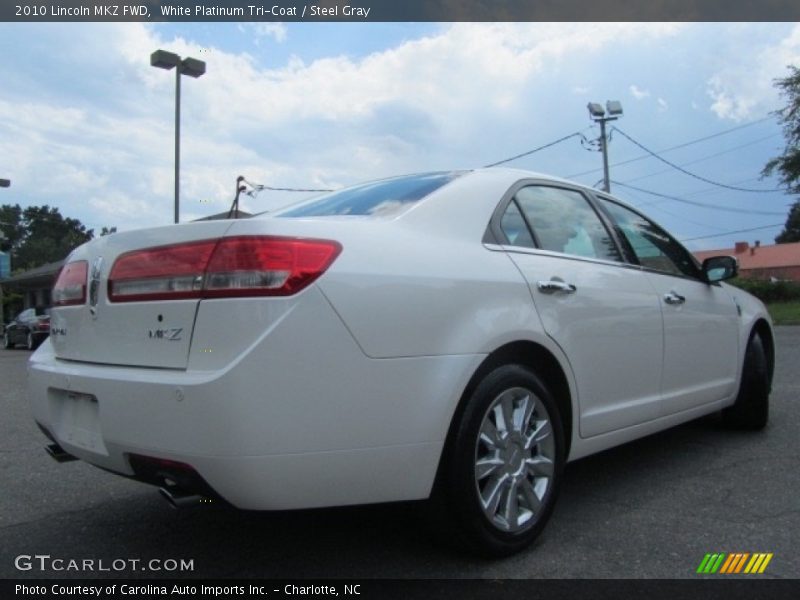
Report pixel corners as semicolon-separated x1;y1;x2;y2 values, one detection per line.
1;328;798;579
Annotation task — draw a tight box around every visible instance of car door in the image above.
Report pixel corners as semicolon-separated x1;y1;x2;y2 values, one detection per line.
598;197;740;415
492;182;664;438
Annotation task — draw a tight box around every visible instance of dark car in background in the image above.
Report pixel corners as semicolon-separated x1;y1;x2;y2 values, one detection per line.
3;307;50;350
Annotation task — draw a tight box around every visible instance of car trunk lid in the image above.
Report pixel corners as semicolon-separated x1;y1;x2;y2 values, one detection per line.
49;218;343;370
50;221;234;369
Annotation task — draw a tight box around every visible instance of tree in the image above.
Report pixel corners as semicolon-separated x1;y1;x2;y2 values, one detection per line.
0;204;115;272
776;203;800;243
764;66;800;243
0;204;24;251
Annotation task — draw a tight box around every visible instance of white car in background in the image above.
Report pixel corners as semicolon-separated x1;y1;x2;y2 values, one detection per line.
28;168;774;556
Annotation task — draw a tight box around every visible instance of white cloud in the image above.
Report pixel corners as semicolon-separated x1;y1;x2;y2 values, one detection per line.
707;23;800;121
657;98;669;112
0;22;689;231
252;23;288;44
629;84;651;100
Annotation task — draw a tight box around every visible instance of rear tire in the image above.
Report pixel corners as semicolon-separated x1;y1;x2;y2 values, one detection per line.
433;364;565;557
723;332;769;430
26;332;35;351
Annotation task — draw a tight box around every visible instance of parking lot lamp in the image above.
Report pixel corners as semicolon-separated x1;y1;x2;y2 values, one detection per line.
150;50;206;224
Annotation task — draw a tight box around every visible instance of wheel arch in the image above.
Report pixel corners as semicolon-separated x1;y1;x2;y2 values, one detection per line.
440;340;575;473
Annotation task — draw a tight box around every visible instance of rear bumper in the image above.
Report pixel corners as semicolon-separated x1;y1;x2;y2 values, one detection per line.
28;288;482;509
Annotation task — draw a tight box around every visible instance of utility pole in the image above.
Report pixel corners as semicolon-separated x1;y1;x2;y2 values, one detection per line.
587;101;623;193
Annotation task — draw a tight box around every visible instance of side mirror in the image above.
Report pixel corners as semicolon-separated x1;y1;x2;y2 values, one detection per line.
703;255;738;283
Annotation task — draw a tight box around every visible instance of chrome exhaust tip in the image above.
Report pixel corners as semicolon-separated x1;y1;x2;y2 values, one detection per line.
45;443;78;463
159;486;204;509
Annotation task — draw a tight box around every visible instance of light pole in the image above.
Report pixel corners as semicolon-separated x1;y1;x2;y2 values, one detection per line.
150;50;206;224
587;101;623;193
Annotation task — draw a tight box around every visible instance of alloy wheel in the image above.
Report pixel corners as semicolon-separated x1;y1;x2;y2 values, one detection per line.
474;386;556;532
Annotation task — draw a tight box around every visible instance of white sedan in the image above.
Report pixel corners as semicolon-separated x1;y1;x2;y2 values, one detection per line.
28;168;774;556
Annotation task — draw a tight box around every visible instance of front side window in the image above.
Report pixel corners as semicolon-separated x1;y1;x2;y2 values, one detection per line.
276;172;463;218
601;198;701;279
512;185;622;262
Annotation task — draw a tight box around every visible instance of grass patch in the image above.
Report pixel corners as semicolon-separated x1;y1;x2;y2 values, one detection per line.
767;301;800;325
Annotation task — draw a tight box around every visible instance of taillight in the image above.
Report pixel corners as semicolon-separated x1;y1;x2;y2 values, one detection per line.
108;236;341;302
203;237;342;298
52;261;88;306
107;240;217;302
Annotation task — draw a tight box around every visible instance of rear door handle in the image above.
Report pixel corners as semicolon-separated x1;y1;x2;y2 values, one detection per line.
664;291;686;305
537;280;577;294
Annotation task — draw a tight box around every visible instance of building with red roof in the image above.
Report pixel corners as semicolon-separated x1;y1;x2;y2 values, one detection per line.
694;240;800;281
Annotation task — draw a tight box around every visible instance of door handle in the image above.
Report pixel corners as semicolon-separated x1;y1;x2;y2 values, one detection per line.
537;280;577;294
664;291;686;305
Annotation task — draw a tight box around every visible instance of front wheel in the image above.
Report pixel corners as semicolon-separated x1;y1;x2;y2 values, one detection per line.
723;332;769;430
435;364;565;557
3;333;12;350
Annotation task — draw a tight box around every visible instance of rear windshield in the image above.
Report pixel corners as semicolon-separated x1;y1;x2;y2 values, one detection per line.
276;171;464;218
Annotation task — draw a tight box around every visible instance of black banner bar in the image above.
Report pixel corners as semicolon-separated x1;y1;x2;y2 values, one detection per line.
2;1;800;23
4;579;800;600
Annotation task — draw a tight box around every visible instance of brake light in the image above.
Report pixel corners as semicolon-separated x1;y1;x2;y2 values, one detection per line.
107;240;217;302
52;261;88;306
203;237;342;298
108;236;341;302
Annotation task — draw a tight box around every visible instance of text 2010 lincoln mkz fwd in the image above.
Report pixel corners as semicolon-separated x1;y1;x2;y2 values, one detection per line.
28;169;774;556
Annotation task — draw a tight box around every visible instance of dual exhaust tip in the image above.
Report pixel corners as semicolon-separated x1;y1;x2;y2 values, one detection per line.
45;443;209;509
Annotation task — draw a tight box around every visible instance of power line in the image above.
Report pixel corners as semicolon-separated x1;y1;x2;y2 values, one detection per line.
612;127;782;193
566;115;774;179
483;132;584;168
241;177;334;194
619;132;781;185
644;202;729;231
227;176;335;219
680;223;784;243
678;176;778;199
611;181;787;216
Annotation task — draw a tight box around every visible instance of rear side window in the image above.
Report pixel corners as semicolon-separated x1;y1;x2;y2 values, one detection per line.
500;200;535;248
277;172;463;218
512;186;622;262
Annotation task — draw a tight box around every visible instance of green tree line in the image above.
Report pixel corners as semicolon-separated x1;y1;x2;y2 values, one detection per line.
0;204;115;274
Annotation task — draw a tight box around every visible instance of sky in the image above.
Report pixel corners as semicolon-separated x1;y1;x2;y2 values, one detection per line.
0;21;797;251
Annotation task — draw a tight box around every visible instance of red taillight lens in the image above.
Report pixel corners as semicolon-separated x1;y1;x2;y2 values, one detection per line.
108;236;341;302
203;237;342;298
108;240;217;302
52;261;88;306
